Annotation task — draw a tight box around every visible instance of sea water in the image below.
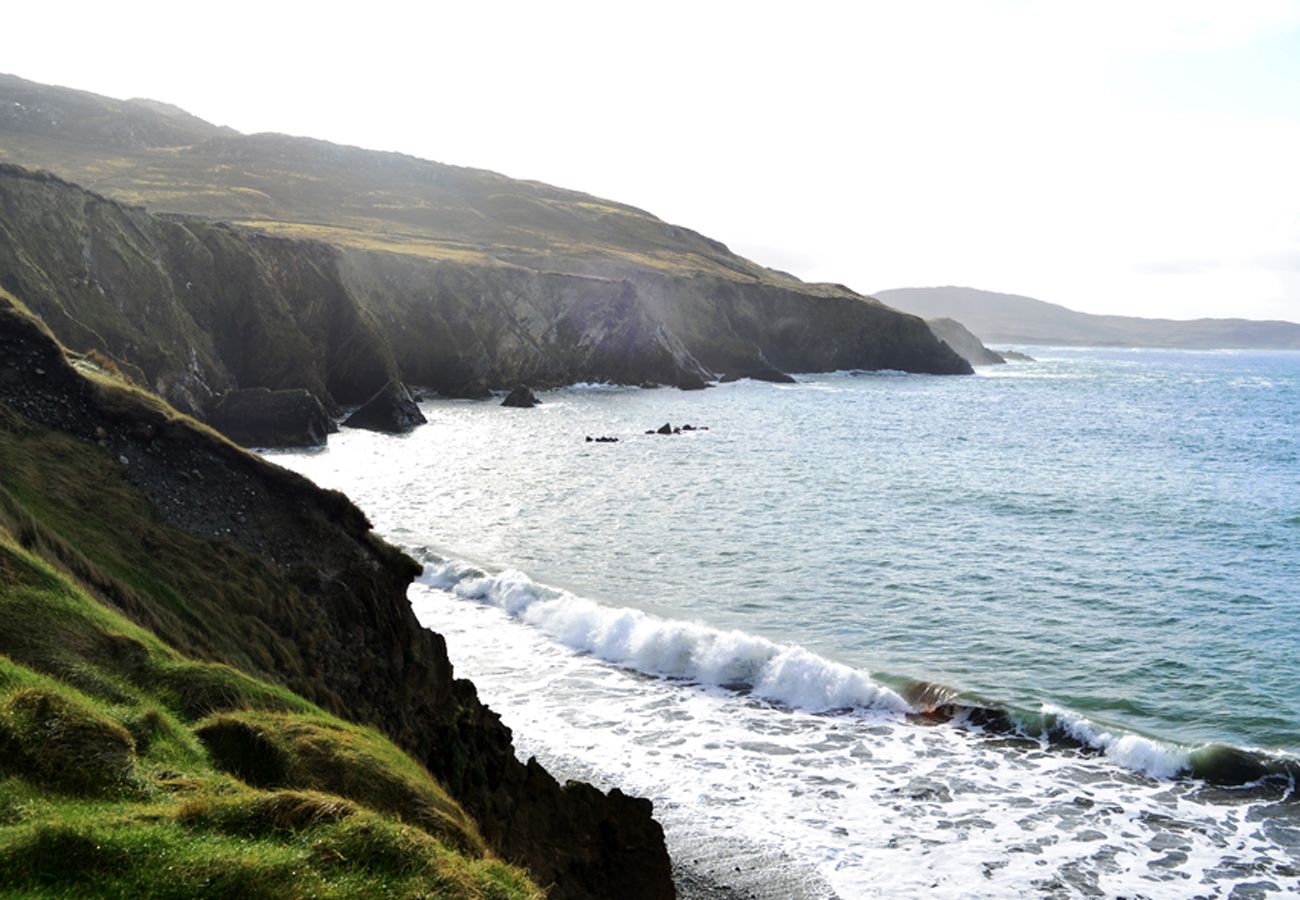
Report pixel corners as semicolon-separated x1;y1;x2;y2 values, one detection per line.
275;348;1300;897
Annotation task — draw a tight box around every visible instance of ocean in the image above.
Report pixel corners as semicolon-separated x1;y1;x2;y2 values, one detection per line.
274;348;1300;898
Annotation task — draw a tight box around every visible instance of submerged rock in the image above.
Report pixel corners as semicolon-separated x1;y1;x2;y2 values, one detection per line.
208;387;336;448
342;380;427;434
501;385;541;408
718;367;797;384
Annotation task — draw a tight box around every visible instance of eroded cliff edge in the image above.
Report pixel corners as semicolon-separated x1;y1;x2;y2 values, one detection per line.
0;163;967;441
0;295;674;899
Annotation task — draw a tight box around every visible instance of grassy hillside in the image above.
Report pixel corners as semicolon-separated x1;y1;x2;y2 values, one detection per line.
0;73;792;285
0;538;538;898
0;293;674;898
0;304;537;896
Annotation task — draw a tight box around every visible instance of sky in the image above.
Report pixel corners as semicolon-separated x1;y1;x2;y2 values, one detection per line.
6;1;1300;321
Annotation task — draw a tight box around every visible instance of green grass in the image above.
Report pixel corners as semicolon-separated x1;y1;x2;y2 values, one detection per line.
0;109;789;285
0;312;541;900
0;532;540;899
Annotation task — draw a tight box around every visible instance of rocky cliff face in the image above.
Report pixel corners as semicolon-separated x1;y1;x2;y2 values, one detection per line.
0;165;398;418
0;75;972;447
0;165;714;423
0;164;966;446
0;295;674;899
335;250;711;396
924;316;1006;366
622;271;972;376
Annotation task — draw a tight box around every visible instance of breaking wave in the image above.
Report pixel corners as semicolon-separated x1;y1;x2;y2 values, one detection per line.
420;559;910;715
420;556;1299;793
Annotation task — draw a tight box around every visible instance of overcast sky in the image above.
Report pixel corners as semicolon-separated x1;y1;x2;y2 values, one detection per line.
7;1;1300;320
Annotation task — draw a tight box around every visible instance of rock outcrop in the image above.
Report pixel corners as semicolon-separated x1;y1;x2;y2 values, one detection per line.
208;386;337;447
923;317;1006;366
718;367;798;383
501;385;541;408
342;380;427;433
0;294;675;900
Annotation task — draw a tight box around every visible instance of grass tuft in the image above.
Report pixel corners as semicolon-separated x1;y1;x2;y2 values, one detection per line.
196;711;487;856
0;686;138;796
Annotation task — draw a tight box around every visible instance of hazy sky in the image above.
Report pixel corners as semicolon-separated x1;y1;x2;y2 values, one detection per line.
7;1;1300;320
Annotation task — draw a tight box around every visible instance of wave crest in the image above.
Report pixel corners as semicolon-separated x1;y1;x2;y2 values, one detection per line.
420;560;911;715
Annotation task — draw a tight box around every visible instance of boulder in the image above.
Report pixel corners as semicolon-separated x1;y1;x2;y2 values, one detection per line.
501;385;541;408
718;367;797;384
343;380;427;434
208;387;336;448
655;422;672;435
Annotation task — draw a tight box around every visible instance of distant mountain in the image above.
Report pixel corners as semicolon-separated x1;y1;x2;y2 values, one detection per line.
876;286;1300;350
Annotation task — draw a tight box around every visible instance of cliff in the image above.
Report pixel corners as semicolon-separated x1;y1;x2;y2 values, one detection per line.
0;294;674;898
0;74;969;446
924;317;1006;366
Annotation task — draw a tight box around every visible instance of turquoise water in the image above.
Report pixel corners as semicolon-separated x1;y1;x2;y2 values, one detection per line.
277;349;1300;897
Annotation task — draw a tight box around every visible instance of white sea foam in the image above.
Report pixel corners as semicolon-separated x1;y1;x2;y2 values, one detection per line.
408;577;1292;900
1043;704;1191;779
563;381;627;391
420;560;911;715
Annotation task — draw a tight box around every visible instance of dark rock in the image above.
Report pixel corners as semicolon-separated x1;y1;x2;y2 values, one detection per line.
501;385;541;408
997;349;1037;362
656;422;672;435
342;380;427;434
718;367;797;384
207;387;335;448
924;317;1005;366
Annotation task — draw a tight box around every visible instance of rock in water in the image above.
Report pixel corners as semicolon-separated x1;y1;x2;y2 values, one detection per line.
656;422;673;435
342;380;427;434
501;385;541;408
998;349;1037;362
718;367;797;383
208;387;336;448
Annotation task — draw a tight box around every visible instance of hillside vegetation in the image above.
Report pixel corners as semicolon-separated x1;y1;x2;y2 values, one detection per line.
0;74;798;281
0;294;674;898
0;301;538;897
